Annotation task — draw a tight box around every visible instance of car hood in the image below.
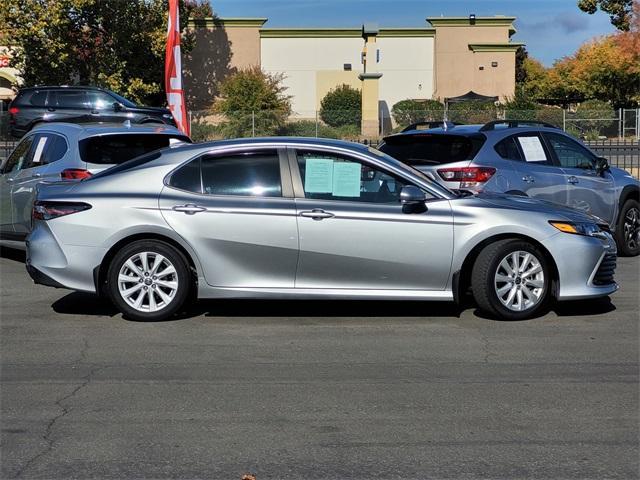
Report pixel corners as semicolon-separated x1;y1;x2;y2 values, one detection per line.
456;192;605;224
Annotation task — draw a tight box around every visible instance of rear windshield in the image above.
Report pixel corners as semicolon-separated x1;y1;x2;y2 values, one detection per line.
379;134;485;166
79;133;190;164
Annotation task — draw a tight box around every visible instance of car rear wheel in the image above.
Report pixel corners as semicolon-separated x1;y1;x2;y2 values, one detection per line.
471;239;551;320
615;199;640;257
106;240;191;321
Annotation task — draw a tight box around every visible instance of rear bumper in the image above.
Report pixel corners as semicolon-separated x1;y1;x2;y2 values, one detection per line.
26;264;67;289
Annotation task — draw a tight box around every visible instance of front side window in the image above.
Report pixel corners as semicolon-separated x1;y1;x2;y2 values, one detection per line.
1;136;35;174
544;132;595;169
297;150;424;204
88;91;117;110
201;151;282;197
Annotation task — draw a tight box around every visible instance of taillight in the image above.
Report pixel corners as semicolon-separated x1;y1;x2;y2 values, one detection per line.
8;106;19;115
437;167;496;188
32;201;91;221
61;168;92;180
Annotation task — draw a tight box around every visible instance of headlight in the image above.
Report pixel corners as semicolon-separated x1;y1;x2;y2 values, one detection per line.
549;221;604;237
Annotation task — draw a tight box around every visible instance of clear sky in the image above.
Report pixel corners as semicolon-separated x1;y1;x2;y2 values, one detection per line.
209;0;617;65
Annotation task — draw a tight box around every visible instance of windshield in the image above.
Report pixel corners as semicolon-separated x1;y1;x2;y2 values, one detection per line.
108;90;137;108
379;133;485;166
368;146;457;199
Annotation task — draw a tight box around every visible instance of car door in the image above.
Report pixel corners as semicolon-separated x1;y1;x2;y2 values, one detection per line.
291;148;454;290
507;133;568;206
11;132;69;235
542;132;616;224
0;135;36;237
47;89;90;124
86;90;124;124
159;147;299;288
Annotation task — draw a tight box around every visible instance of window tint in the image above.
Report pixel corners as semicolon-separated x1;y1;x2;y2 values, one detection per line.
297;150;426;204
545;132;595;169
50;90;87;108
494;137;523;161
169;159;202;193
13;90;48;107
79;134;179;164
88;91;116;110
2;136;35;174
42;134;68;164
200;151;281;197
379;134;485;166
87;151;162;181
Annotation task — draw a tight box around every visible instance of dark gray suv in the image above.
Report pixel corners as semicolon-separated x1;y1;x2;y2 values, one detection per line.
8;86;176;137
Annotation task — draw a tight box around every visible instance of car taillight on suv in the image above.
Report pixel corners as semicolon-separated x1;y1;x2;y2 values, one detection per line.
8;106;18;124
437;167;496;189
61;168;92;180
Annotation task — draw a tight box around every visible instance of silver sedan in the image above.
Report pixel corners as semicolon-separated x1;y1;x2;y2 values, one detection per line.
26;137;618;321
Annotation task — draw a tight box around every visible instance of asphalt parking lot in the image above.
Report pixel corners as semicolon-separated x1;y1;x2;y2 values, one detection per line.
1;248;638;479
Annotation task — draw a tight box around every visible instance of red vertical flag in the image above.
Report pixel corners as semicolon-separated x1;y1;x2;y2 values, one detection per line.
165;0;190;135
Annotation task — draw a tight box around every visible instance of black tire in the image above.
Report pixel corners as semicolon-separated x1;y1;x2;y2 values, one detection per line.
106;240;191;321
471;239;552;320
615;199;640;257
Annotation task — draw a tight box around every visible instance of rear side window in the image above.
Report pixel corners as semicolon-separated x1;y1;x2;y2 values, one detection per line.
79;134;184;165
199;151;282;197
494;137;523;161
50;90;87;108
13;90;48;107
379;134;485;166
42;134;68;164
169;158;202;193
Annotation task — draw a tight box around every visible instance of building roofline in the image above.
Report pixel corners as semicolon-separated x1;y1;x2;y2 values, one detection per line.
426;16;516;27
260;27;435;38
188;17;268;28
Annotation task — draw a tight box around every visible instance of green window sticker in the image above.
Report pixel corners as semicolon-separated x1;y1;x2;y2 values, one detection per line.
304;158;334;193
332;162;361;197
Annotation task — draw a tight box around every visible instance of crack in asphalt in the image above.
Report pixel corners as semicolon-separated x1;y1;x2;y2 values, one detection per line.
13;339;105;479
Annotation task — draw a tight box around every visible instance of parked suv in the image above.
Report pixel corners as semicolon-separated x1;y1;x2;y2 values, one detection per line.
0;122;190;248
379;121;640;256
8;86;176;137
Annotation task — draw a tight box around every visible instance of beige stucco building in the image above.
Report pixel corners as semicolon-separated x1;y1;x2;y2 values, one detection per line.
184;15;522;134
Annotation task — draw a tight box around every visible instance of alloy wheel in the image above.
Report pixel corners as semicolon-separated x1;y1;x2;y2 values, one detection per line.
623;207;640;251
494;250;545;312
117;252;178;313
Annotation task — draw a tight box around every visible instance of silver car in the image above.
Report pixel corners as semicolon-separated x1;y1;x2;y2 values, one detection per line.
379;121;640;256
26;137;618;321
0;122;190;249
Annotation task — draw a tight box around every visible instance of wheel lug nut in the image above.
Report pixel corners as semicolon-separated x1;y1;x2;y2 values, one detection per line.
138;279;143;283
144;286;148;291
152;284;156;288
152;276;157;280
144;272;149;277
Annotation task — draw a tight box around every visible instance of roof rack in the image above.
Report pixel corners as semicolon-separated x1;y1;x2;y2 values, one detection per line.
401;121;461;133
479;120;559;131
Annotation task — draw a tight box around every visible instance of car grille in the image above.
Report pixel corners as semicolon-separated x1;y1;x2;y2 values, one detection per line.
593;253;616;286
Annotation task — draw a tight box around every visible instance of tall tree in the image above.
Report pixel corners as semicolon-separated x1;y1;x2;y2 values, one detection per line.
0;0;213;105
515;46;529;85
578;0;635;30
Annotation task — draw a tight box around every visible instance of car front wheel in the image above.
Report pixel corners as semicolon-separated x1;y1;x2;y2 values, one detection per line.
471;239;551;320
106;240;191;321
615;199;640;257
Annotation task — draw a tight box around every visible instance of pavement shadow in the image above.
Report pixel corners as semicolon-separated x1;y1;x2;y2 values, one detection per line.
0;247;25;263
52;292;119;317
552;296;616;317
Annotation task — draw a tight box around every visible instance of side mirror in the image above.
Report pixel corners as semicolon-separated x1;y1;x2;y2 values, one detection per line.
400;185;426;204
595;157;610;176
113;102;123;112
400;185;427;213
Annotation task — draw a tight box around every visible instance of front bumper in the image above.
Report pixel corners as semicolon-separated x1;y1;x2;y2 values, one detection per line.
543;231;619;300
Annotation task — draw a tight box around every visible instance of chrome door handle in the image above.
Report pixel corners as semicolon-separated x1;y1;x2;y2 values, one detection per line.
31;173;42;178
567;176;579;185
522;175;535;183
6;177;15;183
300;209;335;220
172;204;206;215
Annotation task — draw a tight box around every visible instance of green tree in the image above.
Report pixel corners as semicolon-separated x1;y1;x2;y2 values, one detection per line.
212;66;292;137
578;0;635;30
319;84;361;128
448;100;497;124
0;0;212;105
391;99;444;127
515;46;529;85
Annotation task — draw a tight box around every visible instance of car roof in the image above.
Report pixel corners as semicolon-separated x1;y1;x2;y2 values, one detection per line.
31;122;185;138
385;123;562;141
177;136;373;153
17;85;109;92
